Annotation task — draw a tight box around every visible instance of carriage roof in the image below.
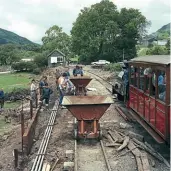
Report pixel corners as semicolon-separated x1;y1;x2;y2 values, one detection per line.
130;55;170;65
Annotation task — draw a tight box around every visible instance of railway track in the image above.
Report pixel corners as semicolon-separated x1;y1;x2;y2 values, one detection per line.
31;100;59;171
85;70;113;93
74;139;112;171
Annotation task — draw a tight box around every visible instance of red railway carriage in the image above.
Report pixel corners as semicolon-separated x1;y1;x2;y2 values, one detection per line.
128;55;170;143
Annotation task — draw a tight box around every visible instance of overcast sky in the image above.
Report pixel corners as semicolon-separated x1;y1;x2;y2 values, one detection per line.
0;0;170;43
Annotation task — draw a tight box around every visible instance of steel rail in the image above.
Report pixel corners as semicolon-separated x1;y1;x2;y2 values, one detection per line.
74;118;78;171
100;140;112;171
31;100;59;171
85;70;113;93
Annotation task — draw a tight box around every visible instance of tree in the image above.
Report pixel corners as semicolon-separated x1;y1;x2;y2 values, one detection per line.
165;39;170;54
42;25;71;57
71;0;149;63
0;44;21;65
146;45;168;55
34;51;49;68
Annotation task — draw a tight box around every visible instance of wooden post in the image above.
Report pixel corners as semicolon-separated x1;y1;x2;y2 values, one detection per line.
21;99;24;153
30;100;33;119
13;149;18;168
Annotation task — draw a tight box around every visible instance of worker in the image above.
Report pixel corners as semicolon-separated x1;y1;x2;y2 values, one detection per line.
58;72;68;108
42;83;53;108
39;76;47;100
65;77;75;95
73;65;78;76
122;62;129;105
79;66;83;76
0;88;4;112
30;79;37;108
73;65;83;76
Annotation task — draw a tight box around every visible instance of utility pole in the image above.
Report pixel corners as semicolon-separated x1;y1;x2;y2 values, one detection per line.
123;49;124;61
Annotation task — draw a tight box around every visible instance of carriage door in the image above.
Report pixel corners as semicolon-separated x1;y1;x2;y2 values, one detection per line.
137;67;145;117
143;68;154;123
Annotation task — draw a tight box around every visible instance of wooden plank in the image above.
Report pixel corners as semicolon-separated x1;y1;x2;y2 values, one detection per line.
141;153;150;171
128;141;141;157
136;156;144;171
42;163;47;171
45;164;51;171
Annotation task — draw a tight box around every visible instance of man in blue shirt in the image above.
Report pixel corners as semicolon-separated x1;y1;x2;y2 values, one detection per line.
73;66;83;76
39;76;47;101
0;88;5;111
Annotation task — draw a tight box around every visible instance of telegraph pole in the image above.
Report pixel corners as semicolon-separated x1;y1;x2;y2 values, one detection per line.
123;49;124;61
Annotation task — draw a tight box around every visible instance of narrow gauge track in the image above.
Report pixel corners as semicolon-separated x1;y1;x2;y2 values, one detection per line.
85;70;113;93
74;139;112;171
31;100;59;171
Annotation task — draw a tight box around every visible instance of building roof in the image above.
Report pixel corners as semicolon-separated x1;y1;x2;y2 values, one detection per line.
130;55;170;65
47;49;65;57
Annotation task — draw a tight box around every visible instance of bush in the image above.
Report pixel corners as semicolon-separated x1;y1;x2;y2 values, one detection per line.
146;45;168;55
11;61;38;72
32;68;41;75
103;63;122;72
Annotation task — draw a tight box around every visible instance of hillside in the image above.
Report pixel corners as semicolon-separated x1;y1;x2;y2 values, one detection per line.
150;23;170;40
0;28;39;46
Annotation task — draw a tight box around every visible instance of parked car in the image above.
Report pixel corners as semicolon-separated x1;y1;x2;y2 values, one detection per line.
91;60;110;66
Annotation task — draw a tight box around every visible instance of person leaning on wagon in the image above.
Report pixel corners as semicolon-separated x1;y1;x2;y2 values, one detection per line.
30;79;38;108
0;88;5;112
73;65;78;76
73;65;83;76
58;72;68;108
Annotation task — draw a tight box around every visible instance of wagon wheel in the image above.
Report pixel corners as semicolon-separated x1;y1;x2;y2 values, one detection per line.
98;123;103;140
98;130;103;140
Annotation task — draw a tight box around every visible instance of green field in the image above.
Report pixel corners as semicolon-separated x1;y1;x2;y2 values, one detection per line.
0;72;32;92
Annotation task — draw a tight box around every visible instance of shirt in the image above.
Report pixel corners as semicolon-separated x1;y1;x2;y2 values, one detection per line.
39;81;45;88
0;90;4;98
30;83;37;91
58;76;67;90
158;75;164;85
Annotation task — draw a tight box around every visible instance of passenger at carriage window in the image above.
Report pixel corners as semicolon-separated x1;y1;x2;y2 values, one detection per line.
158;72;166;94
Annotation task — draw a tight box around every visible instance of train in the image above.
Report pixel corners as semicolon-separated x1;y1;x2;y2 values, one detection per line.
112;55;170;144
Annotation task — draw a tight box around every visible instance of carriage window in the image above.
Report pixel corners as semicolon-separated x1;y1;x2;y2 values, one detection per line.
130;66;135;85
144;68;152;94
134;67;138;87
139;67;144;90
157;70;166;102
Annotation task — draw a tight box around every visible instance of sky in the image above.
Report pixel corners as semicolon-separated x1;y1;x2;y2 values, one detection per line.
0;0;170;44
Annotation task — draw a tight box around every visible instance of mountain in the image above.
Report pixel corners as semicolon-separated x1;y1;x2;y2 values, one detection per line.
149;23;170;40
0;28;39;46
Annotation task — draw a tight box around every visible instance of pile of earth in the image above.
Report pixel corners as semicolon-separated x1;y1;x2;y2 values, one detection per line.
4;88;30;101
